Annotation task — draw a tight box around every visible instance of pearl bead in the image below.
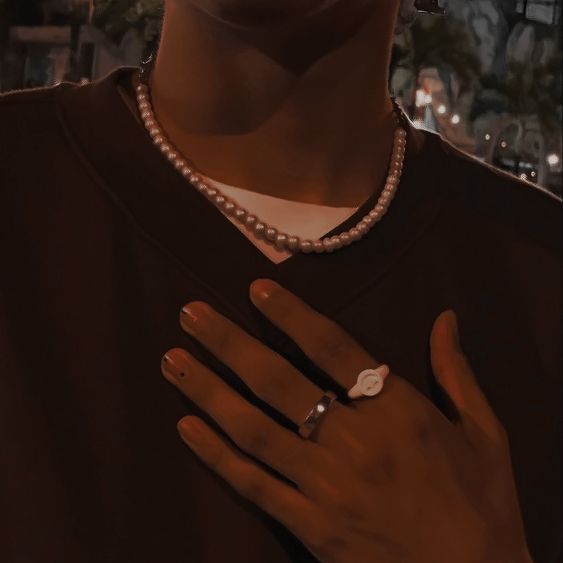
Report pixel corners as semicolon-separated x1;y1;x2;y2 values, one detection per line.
287;236;300;251
349;228;362;241
223;202;236;214
275;233;289;248
138;77;407;256
331;236;344;249
322;238;336;252
340;233;353;246
265;227;278;241
245;215;258;228
300;240;314;253
254;222;266;237
313;241;325;253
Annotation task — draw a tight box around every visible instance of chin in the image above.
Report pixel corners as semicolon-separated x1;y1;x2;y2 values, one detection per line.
187;0;345;27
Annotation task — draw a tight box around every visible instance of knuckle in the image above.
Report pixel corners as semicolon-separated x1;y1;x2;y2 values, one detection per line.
311;323;351;362
311;527;349;562
250;359;290;402
235;423;270;457
235;470;265;502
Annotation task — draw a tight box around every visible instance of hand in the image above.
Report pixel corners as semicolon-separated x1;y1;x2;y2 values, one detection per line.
161;279;532;563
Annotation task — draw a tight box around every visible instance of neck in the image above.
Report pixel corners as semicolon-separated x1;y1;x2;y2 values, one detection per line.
141;0;401;207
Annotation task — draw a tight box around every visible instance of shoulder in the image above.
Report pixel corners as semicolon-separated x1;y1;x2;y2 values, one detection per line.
418;127;561;257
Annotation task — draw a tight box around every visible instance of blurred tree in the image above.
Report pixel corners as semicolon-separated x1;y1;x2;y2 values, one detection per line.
92;0;163;53
391;15;481;116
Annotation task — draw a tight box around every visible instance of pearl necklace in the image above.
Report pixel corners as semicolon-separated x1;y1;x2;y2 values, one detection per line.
135;56;408;254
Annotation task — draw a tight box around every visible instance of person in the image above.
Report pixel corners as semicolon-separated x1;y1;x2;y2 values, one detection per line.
0;1;560;562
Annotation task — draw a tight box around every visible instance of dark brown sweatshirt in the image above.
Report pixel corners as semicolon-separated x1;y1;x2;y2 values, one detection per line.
0;66;561;563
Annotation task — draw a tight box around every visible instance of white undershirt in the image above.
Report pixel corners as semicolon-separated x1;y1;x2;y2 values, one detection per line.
201;175;360;264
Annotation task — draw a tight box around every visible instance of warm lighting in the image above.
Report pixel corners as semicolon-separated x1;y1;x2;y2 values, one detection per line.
484;133;491;141
500;141;508;149
546;153;560;167
437;104;447;115
450;114;461;125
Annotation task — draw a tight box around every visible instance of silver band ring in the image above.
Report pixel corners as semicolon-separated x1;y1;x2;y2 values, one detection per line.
298;390;338;440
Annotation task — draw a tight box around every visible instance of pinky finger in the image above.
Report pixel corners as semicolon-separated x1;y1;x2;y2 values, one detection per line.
177;416;329;558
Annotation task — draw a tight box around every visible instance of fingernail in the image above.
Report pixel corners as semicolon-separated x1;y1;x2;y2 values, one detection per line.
161;353;188;383
178;417;204;447
181;304;199;323
250;279;277;304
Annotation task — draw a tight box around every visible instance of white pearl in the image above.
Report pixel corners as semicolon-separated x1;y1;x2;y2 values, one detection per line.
265;227;277;241
379;194;391;205
234;208;247;220
275;233;289;248
149;127;161;137
167;151;178;161
160;144;172;155
141;110;153;120
349;228;362;241
173;158;186;169
206;188;218;198
375;204;386;212
214;195;226;206
340;232;353;246
313;240;325;253
153;136;164;146
144;119;156;128
322;238;336;252
181;166;193;177
369;209;381;220
223;202;236;214
254;222;266;237
196;182;208;191
287;236;300;251
331;236;344;249
245;215;258;227
299;240;314;253
139;102;150;111
189;174;200;184
136;84;148;93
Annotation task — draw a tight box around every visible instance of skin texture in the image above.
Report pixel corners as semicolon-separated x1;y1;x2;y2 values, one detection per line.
141;0;401;206
161;279;533;562
153;3;533;560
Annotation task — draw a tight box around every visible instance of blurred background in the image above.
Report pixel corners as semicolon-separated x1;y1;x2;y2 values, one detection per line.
0;0;561;196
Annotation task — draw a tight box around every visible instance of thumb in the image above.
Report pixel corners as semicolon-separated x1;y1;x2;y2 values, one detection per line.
430;310;506;447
